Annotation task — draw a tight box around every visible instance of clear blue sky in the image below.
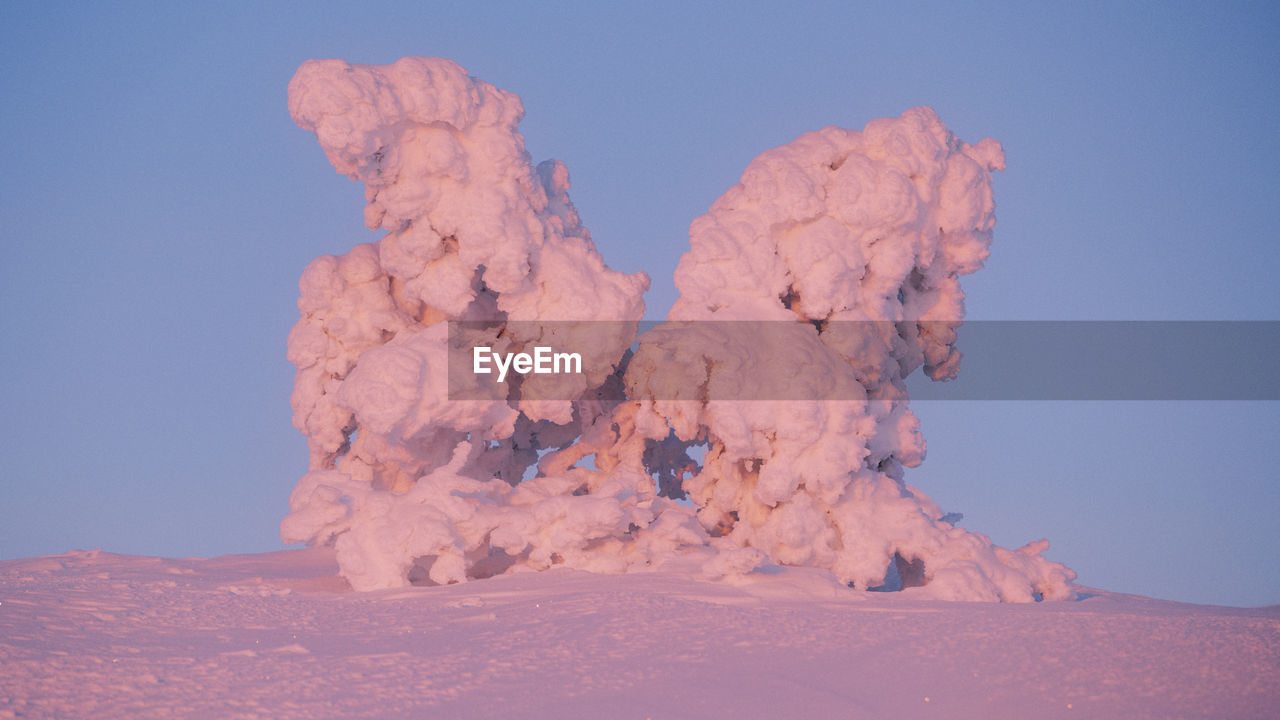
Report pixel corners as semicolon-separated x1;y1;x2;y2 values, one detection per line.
2;1;1276;606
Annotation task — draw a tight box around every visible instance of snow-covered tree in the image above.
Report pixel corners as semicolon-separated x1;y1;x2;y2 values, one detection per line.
282;57;1075;601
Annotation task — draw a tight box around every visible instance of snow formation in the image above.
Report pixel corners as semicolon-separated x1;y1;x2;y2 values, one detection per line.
282;56;1075;601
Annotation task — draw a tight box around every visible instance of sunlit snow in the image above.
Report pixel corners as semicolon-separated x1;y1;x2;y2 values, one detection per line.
1;549;1274;718
281;57;1072;601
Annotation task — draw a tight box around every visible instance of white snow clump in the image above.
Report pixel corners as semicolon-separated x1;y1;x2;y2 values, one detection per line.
281;57;1075;602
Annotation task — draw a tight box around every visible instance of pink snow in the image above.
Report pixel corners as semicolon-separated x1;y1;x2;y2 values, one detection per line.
1;548;1275;719
280;57;1074;601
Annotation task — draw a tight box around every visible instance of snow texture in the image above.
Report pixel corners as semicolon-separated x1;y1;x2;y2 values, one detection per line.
2;549;1276;719
282;58;665;591
282;57;1074;601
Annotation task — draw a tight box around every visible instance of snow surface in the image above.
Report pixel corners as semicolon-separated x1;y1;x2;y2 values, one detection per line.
1;548;1275;719
281;57;1074;601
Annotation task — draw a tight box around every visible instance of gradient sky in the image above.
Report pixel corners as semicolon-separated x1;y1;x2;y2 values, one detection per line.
2;1;1277;606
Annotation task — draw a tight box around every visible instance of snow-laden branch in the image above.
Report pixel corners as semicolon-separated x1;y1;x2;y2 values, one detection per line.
282;57;1074;601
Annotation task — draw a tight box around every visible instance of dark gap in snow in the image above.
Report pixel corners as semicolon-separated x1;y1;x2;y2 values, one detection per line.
868;555;902;592
469;547;517;579
521;450;549;482
335;422;357;464
407;556;439;586
643;432;704;500
897;554;928;589
868;553;928;592
780;287;798;310
709;511;738;538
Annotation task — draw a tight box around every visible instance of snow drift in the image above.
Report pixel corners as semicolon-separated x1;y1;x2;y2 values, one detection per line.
5;549;1273;719
282;56;1075;601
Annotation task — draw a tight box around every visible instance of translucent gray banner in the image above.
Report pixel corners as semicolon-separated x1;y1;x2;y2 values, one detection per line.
448;321;1280;401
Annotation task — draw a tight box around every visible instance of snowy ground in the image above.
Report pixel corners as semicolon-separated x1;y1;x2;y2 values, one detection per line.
1;548;1275;719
